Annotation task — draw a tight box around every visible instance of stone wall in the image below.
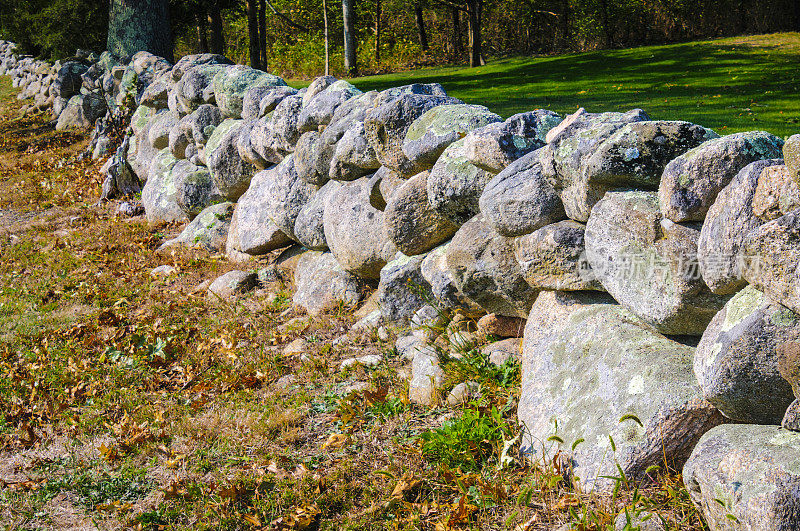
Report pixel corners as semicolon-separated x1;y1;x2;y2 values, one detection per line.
4;39;800;527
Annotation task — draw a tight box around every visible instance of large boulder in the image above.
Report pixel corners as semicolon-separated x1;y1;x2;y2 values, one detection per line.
55;93;107;130
246;156;316;245
384;171;458;256
514;220;601;291
427;138;494;225
365;93;461;176
142;149;188;224
184;104;224;147
323;177;397;279
585;191;728;335
206;119;256;201
293;251;364;316
159;202;234;253
446;214;538;317
330;121;381;181
294;180;341;251
520;291;724;490
176;64;228;112
376;253;434;323
478;148;565;237
402;104;501;171
269;94;304;153
697;159;785;295
659;131;784;222
743;210;800;314
231;169;294;255
695;286;799;424
172;160;223;219
683;424;800;530
463;110;562;173
148;110;180;150
753;164;800;221
212;65;287;118
539;109;651;222
420;244;483;312
242;85;296;121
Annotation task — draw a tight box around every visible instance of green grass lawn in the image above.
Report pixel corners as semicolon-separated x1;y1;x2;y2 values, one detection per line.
293;32;800;138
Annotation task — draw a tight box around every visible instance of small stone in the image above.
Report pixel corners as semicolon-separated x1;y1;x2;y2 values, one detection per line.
614;511;665;531
283;338;308;356
446;381;481;406
208;270;258;299
377;326;390;342
483;338;521;366
395;334;424;361
150;265;177;277
408;344;444;406
340;354;382;370
477;314;526;338
275;374;296;389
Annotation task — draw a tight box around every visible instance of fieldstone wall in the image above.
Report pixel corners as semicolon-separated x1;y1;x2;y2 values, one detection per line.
4;39;800;526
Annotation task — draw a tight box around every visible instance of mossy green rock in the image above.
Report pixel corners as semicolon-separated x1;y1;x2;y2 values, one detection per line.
206;119;256;201
695;286;799;424
683;424;800;530
160;202;234;253
141;149;187;224
172;160;222;219
585;191;729;334
212;65;286;119
427;138;494;225
659;131;784;222
519;291;724;491
403;104;501;170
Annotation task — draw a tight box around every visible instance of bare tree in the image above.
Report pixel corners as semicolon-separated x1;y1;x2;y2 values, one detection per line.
323;0;330;75
375;0;382;63
414;2;429;51
432;0;483;66
247;0;261;68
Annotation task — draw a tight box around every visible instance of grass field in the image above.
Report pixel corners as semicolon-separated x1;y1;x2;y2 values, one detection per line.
292;32;800;138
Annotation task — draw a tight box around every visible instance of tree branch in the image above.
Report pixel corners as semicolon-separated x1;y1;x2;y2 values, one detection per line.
264;0;310;32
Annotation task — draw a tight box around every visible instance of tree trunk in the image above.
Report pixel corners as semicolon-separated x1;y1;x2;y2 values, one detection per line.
197;3;209;53
465;0;483;67
209;1;225;55
247;0;261;69
414;2;429;51
451;7;462;62
342;0;357;76
561;0;571;49
599;0;612;47
375;0;381;64
107;0;174;62
323;0;330;75
258;0;267;70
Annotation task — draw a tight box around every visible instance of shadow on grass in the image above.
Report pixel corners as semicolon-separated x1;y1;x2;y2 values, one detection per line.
349;35;800;137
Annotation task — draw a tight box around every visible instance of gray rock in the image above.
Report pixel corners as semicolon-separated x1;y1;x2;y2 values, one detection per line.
365;93;461;176
697;159;785;295
784;134;800;185
297;79;361;133
172;160;223;219
171;53;231;81
292;251;364;316
367;166;404;210
249;116;284;166
421;243;483;312
402;104;501;170
175;64;227;112
127;107;161;181
330;120;381;181
168;117;192;159
206;119;255;201
753;164;800;222
520;291;724;490
539;109;651;222
293;131;327;185
55;93;107;130
236;119;268;169
659;131;784;222
384;171;459;256
585;191;728;335
695;285;799;424
683;424;800;530
233;165;296;254
783;400;800;431
464;110;563;173
427;138;494;225
142;149;188;224
323;177;398;279
185;104;224;146
743;210;800;314
259;155;318;242
208;270;258;299
270;94;304;153
212;65;286;118
376;253;434;323
259;86;298;116
294;180;341;251
409;344;444;406
514;220;600;291
148;110;180;150
478;148;565;237
483;338;521;366
446;214;539;318
159;202;234;253
446;381;481;406
302;75;337;106
614;511;665;531
242;85;277;121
